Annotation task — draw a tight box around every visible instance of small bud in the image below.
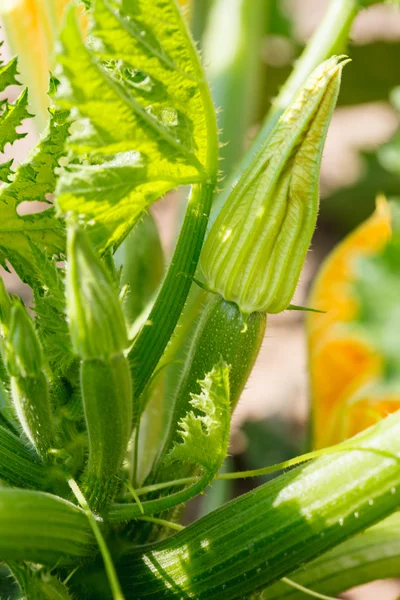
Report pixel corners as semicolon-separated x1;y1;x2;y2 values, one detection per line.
66;225;129;360
6;302;43;379
0;277;12;337
202;56;348;314
6;303;54;457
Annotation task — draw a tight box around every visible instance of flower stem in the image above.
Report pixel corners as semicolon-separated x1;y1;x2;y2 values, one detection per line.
211;0;359;220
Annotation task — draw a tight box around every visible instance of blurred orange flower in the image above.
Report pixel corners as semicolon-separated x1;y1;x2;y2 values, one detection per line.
307;198;399;448
1;0;85;129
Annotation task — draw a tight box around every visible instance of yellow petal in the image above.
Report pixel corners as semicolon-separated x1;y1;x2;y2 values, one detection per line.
307;197;396;448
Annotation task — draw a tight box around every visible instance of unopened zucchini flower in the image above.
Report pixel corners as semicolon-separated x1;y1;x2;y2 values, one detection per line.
202;56;348;314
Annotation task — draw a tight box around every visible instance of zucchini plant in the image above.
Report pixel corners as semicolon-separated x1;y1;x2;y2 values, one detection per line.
1;1;400;599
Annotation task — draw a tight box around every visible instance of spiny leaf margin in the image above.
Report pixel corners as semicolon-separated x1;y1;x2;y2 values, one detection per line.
167;358;230;474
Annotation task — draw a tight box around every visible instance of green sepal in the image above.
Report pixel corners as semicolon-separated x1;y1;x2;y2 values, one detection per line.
6;302;43;379
5;303;55;457
66;225;128;361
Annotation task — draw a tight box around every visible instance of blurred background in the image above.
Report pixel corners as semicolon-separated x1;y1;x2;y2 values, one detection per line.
1;1;400;597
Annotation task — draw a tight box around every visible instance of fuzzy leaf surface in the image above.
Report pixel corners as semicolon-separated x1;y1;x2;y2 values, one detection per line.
56;0;217;252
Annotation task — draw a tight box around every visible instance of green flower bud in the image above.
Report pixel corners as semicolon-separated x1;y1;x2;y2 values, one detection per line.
6;303;54;458
66;225;129;360
202;56;348;314
7;302;43;379
0;277;12;337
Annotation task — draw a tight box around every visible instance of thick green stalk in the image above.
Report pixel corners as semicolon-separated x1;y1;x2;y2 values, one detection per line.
81;356;132;512
264;514;400;599
203;0;268;176
66;226;133;512
111;410;400;599
0;488;95;565
129;183;214;402
211;0;359;220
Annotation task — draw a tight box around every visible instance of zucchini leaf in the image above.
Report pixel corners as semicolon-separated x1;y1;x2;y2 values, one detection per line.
56;0;218;253
0;54;31;157
0;53;69;283
167;358;230;475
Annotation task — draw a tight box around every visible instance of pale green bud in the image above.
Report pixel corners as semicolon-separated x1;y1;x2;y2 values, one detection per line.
7;302;43;379
6;303;54;457
66;225;129;360
202;56;348;314
0;277;12;337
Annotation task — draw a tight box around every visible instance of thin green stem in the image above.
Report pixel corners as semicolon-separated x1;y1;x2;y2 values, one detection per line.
125;480;144;515
138;516;185;532
134;477;200;496
211;0;359;221
216;443;360;480
68;479;125;600
281;578;338;600
129;183;214;405
132;423;140;489
131;442;400;504
63;566;80;586
203;0;269;177
108;475;209;523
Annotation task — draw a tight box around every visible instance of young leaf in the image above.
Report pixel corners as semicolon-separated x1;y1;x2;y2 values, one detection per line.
0;102;69;285
167;359;230;475
0;52;32;154
55;0;218;252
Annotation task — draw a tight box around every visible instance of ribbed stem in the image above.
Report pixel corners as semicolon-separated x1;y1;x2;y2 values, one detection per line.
113;411;400;598
129;183;214;405
264;513;400;599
